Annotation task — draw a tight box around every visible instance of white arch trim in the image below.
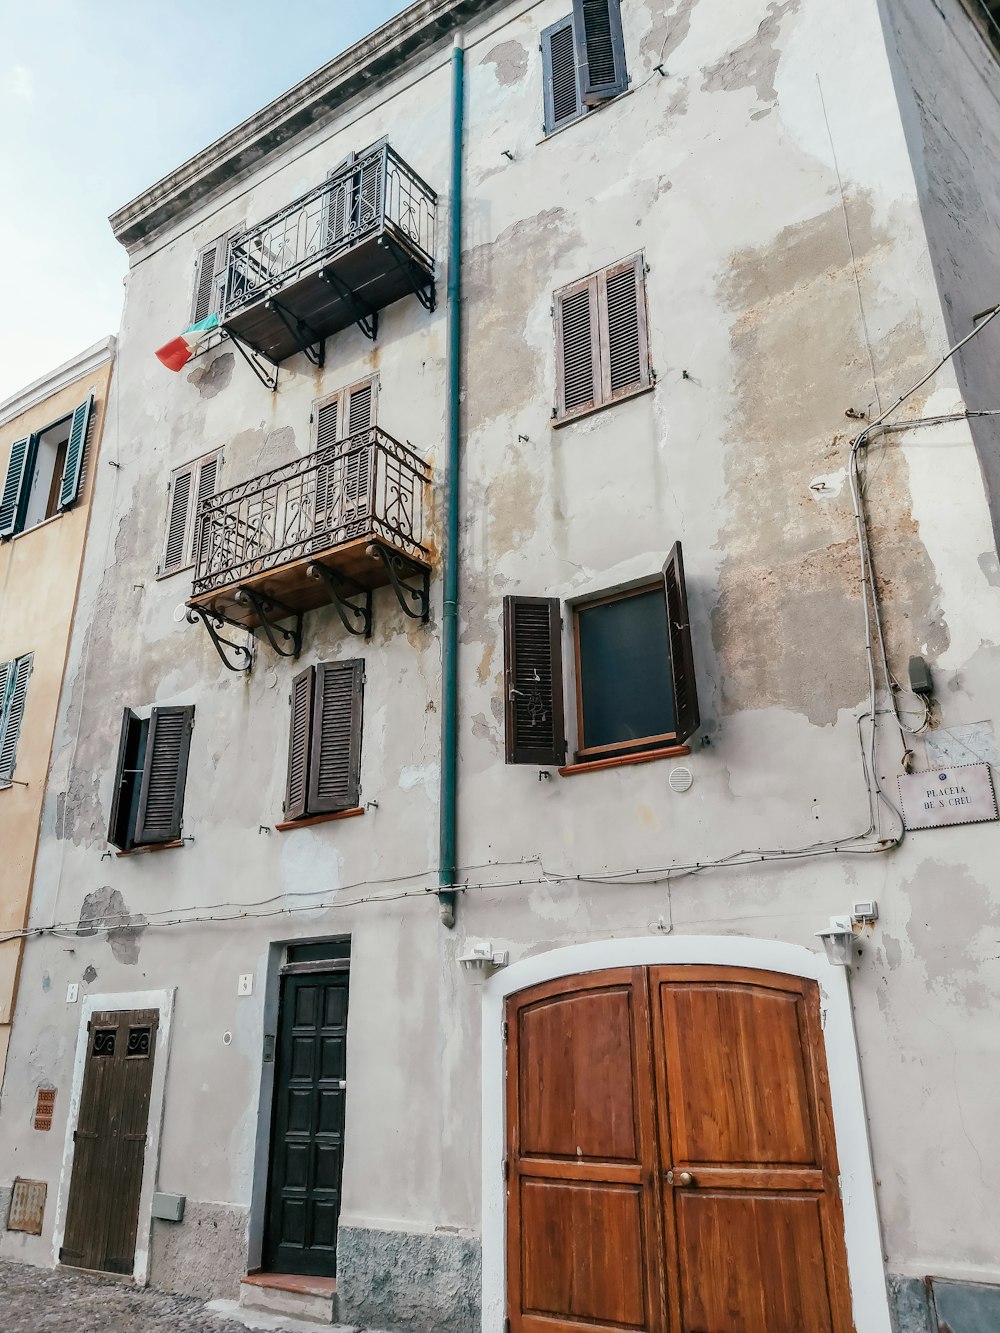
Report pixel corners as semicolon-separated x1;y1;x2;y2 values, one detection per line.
480;936;891;1333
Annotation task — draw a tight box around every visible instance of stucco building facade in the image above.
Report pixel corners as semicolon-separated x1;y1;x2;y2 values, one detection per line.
1;2;999;1330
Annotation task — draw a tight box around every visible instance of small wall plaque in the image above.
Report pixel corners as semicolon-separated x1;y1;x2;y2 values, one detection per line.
7;1179;47;1235
33;1088;56;1132
897;763;998;831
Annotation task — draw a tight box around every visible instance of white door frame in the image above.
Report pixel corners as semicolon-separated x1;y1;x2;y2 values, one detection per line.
51;988;175;1285
480;937;891;1333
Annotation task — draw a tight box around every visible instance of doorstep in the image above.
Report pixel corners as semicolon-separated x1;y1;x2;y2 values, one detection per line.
239;1272;338;1325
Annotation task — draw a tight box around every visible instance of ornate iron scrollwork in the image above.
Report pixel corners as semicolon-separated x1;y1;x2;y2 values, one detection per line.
233;587;303;659
126;1027;152;1058
307;562;373;638
264;299;325;368
92;1029;116;1057
186;607;253;674
319;267;379;341
223;330;279;391
368;543;430;622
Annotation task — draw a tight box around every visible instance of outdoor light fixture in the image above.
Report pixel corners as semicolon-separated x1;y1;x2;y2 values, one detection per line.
815;915;856;967
457;942;509;985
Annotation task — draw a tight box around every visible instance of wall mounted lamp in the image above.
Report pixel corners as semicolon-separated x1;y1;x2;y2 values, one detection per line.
457;941;509;986
815;915;856;967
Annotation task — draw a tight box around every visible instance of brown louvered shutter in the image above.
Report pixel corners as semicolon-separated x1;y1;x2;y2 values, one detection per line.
503;597;566;765
346;382;373;435
314;397;341;546
542;16;582;133
191;453;220;567
572;0;628;105
134;705;194;845
308;659;363;814
356;156;382;231
600;254;650;402
107;709;140;849
0;654;32;782
662;542;700;743
161;468;192;576
344;383;374;522
555;276;601;420
285;667;314;820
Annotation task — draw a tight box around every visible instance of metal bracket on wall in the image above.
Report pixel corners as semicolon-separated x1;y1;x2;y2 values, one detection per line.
306;562;373;638
233;587;303;658
222;330;279;392
186;606;254;673
379;235;436;313
264;299;325;368
320;267;379;342
369;544;430;622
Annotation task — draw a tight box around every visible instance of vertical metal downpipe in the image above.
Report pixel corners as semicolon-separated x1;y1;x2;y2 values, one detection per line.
438;35;465;928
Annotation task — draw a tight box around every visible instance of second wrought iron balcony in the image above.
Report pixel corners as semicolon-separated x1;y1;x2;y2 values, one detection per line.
185;429;432;671
221;142;437;368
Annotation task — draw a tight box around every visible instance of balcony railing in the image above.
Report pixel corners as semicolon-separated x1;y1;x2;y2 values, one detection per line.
191;429;430;604
219;144;437;364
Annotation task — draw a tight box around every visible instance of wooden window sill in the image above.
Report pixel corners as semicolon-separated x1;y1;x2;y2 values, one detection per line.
552;379;655;429
559;745;691;777
115;839;185;858
275;807;364;832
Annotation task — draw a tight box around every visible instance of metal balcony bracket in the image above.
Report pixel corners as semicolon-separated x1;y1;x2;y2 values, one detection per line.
185;607;254;674
263;300;325;369
320;267;379;342
307;562;373;638
370;544;430;622
233;587;303;658
222;330;279;392
380;235;436;313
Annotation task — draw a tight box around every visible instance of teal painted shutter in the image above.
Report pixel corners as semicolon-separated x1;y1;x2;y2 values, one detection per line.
542;16;582;133
663;542;700;743
134;705;194;844
0;437;33;538
0;654;32;782
572;0;628;105
58;393;94;511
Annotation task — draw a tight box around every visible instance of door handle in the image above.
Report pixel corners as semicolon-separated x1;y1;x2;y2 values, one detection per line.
337;1079;347;1090
665;1169;696;1187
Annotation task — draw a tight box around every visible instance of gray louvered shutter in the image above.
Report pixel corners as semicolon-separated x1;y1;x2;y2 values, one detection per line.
344;383;374;522
572;0;628;105
314;397;340;546
285;667;314;820
308;659;363;814
0;437;33;539
134;705;194;844
161;467;193;576
542;16;582;133
663;542;700;743
0;655;32;782
107;708;140;849
58;393;94;512
356;156;382;232
600;254;651;400
555;276;601;419
192;242;220;324
503;597;566;765
191;453;220;568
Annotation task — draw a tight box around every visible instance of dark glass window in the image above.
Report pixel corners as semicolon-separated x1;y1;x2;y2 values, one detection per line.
575;585;675;757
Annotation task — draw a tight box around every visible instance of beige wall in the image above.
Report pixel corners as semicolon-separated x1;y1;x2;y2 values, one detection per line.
0;358;113;1074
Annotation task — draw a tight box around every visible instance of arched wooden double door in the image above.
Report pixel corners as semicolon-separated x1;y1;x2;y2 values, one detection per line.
505;967;854;1333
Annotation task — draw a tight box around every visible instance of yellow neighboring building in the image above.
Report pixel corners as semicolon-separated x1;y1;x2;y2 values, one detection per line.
0;338;116;1086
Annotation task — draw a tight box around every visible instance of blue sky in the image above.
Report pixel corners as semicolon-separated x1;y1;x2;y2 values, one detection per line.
0;0;410;400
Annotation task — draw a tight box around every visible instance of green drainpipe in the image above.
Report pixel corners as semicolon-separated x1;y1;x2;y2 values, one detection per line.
438;34;465;929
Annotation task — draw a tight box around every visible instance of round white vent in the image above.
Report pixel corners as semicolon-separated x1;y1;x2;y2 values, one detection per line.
669;766;693;793
173;602;190;624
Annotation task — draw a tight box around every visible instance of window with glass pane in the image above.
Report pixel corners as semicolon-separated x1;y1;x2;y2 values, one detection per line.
574;585;676;758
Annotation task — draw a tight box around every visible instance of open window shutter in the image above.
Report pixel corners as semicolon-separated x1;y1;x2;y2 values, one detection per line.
190;453;220;567
192;242;220;324
161;467;193;576
555;276;602;419
134;705;194;845
599;254;650;401
344;383;374;520
308;659;364;814
662;542;700;743
542;16;582;133
107;708;139;848
572;0;628;105
503;597;566;765
314;397;340;544
58;392;94;512
0;655;32;781
285;666;314;820
0;437;33;539
356;156;382;230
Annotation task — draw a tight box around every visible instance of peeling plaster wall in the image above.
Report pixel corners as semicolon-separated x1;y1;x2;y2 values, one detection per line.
0;0;999;1325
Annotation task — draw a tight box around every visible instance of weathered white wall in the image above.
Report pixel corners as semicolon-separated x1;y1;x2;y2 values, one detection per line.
1;0;999;1326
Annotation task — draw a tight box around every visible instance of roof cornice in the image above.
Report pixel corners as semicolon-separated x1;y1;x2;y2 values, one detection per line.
0;337;117;430
109;0;506;252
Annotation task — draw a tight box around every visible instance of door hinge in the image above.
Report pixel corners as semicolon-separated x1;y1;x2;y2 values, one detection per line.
503;1156;510;1182
821;1006;828;1030
502;1020;508;1042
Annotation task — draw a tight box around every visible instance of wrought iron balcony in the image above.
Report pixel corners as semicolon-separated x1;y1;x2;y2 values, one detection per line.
186;430;432;669
221;143;436;366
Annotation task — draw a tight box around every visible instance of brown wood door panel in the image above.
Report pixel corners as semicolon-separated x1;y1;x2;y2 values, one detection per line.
507;969;665;1333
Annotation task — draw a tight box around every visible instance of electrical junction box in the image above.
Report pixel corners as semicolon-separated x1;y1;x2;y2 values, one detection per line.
852;901;879;924
151;1192;185;1223
908;655;934;696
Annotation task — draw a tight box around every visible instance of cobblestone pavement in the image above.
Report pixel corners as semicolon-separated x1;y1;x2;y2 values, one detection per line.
0;1258;250;1333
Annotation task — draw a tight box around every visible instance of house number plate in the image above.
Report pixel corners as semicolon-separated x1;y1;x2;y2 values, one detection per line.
897;763;998;831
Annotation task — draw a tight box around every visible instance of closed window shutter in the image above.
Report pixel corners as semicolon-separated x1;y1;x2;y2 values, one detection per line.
191;453;220;567
344;383;374;521
662;542;700;743
0;654;32;781
57;393;94;512
107;708;140;849
161;468;193;575
285;667;314;821
134;705;194;845
542;16;582;133
308;659;364;814
555;277;602;419
314;398;340;543
600;255;650;400
346;383;374;435
572;0;628;105
356;157;382;230
0;437;33;539
503;597;566;765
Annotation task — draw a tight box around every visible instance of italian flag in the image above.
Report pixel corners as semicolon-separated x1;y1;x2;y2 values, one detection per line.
155;313;220;371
